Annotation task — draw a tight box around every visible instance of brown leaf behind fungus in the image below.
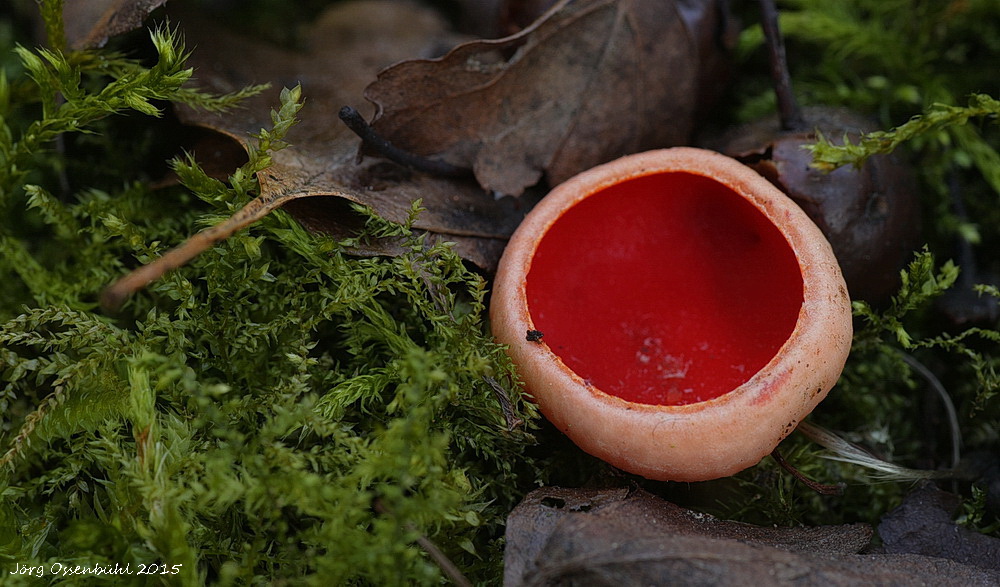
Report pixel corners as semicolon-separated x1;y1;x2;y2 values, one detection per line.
363;0;735;196
505;487;1000;586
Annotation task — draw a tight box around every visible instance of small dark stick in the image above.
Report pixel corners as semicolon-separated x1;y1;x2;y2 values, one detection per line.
759;0;805;131
338;106;473;178
771;448;845;495
373;499;472;587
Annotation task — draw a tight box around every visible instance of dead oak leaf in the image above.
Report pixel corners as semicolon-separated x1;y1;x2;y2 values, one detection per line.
104;0;536;306
505;487;1000;586
363;0;734;197
174;0;531;252
878;482;1000;572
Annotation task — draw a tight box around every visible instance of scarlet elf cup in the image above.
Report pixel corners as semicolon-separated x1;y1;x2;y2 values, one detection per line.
490;147;852;482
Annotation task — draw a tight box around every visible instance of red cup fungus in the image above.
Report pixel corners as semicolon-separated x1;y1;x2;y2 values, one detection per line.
490;147;852;482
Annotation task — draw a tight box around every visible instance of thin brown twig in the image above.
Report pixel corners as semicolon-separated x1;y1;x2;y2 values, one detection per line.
100;192;288;311
771;448;845;495
759;0;804;131
373;498;472;587
413;534;473;587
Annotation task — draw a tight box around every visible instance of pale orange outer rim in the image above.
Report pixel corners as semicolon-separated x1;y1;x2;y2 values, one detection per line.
490;147;853;482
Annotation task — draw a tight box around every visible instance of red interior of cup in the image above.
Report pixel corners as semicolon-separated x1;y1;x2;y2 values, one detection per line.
525;172;804;406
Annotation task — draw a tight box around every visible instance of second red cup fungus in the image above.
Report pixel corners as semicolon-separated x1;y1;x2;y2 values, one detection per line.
491;147;852;482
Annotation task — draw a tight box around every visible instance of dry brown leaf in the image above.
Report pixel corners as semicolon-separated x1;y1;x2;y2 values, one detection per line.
505;486;1000;586
103;0;541;306
179;1;523;246
877;482;1000;572
363;0;735;196
175;0;533;260
64;0;169;49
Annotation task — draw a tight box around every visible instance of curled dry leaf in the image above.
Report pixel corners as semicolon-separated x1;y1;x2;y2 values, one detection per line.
364;0;736;196
505;486;1000;586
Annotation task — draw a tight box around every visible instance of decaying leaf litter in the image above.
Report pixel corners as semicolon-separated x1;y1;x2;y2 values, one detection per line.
2;0;1000;584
